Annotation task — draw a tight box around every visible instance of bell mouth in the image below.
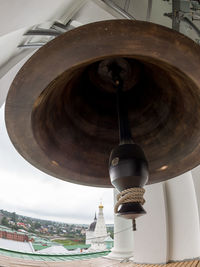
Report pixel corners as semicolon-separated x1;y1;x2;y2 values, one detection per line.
31;55;200;185
5;20;200;187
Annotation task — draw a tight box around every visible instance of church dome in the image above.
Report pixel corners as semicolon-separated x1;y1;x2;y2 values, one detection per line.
88;213;97;231
89;221;97;231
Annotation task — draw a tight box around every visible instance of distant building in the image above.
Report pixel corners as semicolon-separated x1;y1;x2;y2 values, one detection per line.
81;228;86;235
40;227;48;234
85;213;97;245
17;222;27;229
8;221;15;226
0;231;29;242
86;203;113;251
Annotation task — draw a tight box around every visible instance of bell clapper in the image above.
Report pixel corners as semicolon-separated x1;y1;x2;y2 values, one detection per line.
108;59;149;230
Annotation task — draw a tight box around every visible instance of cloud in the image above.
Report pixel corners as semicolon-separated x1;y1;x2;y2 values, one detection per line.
0;105;114;224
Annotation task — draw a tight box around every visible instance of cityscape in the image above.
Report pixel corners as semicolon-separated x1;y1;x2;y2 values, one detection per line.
0;208;114;246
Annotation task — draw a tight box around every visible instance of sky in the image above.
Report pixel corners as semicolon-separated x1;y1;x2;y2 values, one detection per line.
0;105;114;224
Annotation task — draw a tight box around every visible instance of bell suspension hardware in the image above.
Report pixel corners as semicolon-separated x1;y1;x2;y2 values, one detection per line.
108;60;149;230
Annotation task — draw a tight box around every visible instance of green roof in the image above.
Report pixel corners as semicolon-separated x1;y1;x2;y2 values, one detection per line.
0;225;109;261
0;247;110;262
33;243;52;251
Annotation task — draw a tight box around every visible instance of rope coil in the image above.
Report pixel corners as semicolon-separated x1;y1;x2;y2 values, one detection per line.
114;187;145;214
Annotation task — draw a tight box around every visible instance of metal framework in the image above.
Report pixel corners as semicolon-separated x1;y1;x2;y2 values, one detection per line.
17;0;200;50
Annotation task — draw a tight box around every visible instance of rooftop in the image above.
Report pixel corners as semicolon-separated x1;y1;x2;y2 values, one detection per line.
0;253;198;267
0;238;34;253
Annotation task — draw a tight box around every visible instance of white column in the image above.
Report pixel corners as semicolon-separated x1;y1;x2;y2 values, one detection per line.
133;172;200;264
133;182;168;264
192;165;200;225
109;171;200;263
108;189;134;260
165;172;200;261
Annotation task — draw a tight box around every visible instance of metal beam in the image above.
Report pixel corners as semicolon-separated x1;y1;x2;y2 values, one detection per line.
172;0;191;31
24;28;60;37
18;43;46;48
51;21;73;33
146;0;153;21
182;16;200;37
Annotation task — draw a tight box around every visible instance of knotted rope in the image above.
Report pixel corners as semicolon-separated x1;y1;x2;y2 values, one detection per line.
114;187;145;214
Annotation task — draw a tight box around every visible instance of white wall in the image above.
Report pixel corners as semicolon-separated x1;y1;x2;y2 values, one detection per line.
86;230;93;245
165;172;200;261
192;165;200;225
0;0;87;36
133;172;200;264
134;183;168;264
0;0;89;107
0;0;122;108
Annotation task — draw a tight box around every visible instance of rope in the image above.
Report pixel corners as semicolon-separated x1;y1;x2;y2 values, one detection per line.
86;226;133;241
114;187;145;214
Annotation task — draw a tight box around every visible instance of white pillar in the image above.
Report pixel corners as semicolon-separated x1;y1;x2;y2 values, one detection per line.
108;189;134;260
133;182;168;264
165;172;200;261
133;172;200;264
192;165;200;225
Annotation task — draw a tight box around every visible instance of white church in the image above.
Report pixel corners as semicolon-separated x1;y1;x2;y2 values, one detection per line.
86;203;113;251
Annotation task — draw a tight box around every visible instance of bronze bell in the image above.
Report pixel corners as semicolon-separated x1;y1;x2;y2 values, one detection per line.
5;20;200;223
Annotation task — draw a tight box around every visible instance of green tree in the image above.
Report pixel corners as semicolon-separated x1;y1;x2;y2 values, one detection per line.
12;224;19;231
2;217;9;227
34;222;41;229
56;228;61;235
11;212;17;223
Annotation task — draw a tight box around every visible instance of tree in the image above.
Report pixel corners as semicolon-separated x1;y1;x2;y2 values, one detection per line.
12;225;19;231
11;212;17;223
2;217;9;227
34;222;41;229
56;228;61;235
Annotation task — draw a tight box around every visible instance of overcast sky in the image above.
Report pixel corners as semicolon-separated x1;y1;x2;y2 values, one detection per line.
0;105;114;224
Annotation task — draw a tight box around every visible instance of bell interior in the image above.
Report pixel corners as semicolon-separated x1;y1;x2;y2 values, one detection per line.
31;56;200;186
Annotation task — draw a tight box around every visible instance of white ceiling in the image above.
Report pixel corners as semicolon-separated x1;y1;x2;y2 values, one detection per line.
0;0;199;107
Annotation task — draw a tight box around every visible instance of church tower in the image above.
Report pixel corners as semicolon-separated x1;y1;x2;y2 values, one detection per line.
86;202;109;251
94;202;108;243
